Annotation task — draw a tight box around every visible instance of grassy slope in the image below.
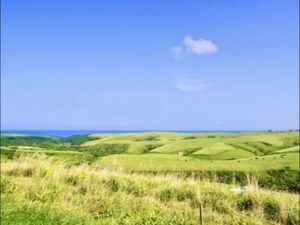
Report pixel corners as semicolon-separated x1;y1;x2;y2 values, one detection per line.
1;156;299;225
81;132;299;171
1;132;299;186
274;146;299;153
1;131;299;173
84;132;299;157
1;132;299;224
95;152;299;171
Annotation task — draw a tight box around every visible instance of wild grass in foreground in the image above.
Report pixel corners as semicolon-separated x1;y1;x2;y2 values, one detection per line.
1;155;299;225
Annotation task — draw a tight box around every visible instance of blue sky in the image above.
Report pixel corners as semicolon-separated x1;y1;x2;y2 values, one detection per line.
2;0;299;130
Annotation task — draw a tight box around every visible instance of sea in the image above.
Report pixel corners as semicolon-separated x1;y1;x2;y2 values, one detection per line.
0;130;260;137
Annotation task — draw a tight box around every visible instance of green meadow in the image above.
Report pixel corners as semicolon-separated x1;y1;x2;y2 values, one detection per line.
1;131;299;224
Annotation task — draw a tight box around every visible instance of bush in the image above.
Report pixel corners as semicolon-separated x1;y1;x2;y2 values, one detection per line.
103;177;120;192
64;173;85;186
133;136;159;141
1;149;16;159
237;195;255;211
86;144;129;157
262;198;280;221
176;186;196;202
159;187;174;202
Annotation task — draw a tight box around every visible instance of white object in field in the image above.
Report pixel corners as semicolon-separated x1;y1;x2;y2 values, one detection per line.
229;186;251;193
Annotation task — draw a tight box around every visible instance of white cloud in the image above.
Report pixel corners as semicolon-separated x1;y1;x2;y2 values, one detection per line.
183;36;218;55
173;76;209;92
171;35;218;57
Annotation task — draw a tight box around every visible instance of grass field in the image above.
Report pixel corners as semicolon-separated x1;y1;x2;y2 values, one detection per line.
1;131;299;224
1;156;299;225
94;152;299;171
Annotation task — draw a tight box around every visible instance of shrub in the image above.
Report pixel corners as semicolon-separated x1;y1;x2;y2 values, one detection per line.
262;198;280;221
182;136;197;140
86;144;129;157
64;173;85;186
237;195;256;211
176;186;196;202
142;144;162;153
103;177;119;192
123;179;148;196
159;187;174;202
133;136;159;141
1;149;16;159
94;205;115;218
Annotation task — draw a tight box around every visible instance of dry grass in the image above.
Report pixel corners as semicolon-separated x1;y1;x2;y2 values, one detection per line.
1;155;299;225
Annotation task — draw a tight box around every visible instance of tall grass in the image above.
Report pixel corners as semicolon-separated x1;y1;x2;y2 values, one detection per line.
1;155;299;225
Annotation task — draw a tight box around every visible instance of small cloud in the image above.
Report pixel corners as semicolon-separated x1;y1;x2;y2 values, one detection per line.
171;46;183;58
171;35;218;57
173;76;209;92
183;36;218;55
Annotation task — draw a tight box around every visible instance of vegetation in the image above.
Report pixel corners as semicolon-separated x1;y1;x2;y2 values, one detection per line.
1;131;299;224
1;134;96;148
1;156;299;225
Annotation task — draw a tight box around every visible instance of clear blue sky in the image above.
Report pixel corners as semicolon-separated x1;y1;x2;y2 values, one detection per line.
2;0;299;130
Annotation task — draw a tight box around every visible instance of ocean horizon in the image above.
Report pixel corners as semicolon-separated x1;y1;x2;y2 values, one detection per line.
1;129;266;137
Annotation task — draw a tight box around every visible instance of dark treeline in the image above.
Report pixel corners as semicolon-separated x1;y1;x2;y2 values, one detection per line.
0;135;96;147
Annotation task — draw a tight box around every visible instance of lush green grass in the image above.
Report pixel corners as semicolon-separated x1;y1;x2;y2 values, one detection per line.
82;132;299;160
94;152;299;171
1;156;299;225
274;146;299;153
2;132;298;160
1;196;93;225
92;153;299;192
1;131;299;190
1;131;299;224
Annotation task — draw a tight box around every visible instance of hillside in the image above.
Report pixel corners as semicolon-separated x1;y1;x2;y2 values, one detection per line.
1;131;299;224
1;156;299;225
1;131;299;191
